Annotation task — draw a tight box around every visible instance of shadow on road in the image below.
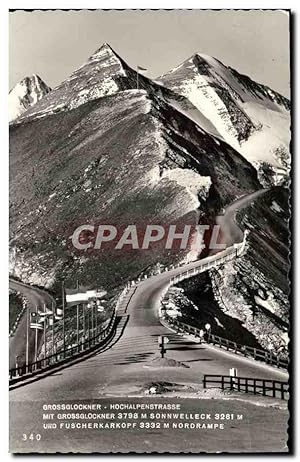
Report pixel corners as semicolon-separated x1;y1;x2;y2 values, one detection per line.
168;345;205;351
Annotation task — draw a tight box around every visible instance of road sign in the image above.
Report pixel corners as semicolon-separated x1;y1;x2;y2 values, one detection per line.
158;336;168;358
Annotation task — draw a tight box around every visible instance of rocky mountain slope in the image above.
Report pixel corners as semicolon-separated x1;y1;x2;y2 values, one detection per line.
10;43;260;291
9;74;51;122
170;186;289;356
211;186;290;355
159;53;290;185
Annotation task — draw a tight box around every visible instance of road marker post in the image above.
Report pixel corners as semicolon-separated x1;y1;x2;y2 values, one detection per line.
95;307;98;335
230;367;238;390
199;329;204;344
205;323;211;342
158;336;169;358
15;355;19;375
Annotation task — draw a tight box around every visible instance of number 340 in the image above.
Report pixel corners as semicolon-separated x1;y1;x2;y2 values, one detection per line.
22;433;41;441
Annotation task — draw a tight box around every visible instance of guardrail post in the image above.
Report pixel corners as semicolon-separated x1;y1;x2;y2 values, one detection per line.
197;375;287;401
221;376;224;390
281;383;285;400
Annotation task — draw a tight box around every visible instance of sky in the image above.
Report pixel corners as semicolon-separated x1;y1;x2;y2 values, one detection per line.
9;10;290;97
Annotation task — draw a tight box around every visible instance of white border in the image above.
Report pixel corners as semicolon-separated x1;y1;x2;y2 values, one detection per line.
4;2;294;9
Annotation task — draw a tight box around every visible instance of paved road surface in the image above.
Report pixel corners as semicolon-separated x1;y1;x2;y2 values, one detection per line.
215;188;267;248
9;188;288;452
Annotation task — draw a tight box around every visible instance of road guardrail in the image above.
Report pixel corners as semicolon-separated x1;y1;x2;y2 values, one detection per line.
9;285;134;385
159;231;288;370
203;374;289;400
164;315;288;370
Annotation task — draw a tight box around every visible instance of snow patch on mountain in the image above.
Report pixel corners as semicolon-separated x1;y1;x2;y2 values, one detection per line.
254;294;278;315
88;43;126;72
270;201;283;213
162;168;211;206
165;96;222;140
9;74;51;122
210;254;289;355
160;52;290;182
67;78;119;110
138;117;212;220
177;73;242;150
10;246;56;289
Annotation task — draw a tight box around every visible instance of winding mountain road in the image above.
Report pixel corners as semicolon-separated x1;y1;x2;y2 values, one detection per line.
9;188;288;452
9;188;287;387
215;188;267;247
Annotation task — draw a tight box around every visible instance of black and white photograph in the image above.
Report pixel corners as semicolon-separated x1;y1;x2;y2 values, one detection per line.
8;8;291;454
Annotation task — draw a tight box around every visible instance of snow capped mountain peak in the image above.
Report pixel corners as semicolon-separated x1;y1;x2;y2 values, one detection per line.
160;52;290;182
8;74;51;122
89;42;118;60
10;46;290;186
84;42;126;75
12;44;132;123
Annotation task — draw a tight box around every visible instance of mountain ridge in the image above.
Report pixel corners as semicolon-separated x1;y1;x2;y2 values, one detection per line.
10;43;290;187
9;74;51;122
159;51;290;184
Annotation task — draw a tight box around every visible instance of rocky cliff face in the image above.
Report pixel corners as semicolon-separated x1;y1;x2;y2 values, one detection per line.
160;53;290;185
171;187;289;356
9;74;51;122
